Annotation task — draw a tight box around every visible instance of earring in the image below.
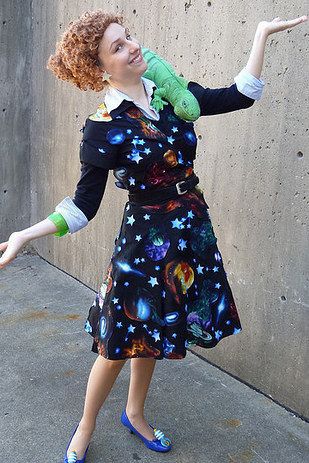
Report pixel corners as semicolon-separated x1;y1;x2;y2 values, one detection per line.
102;70;111;81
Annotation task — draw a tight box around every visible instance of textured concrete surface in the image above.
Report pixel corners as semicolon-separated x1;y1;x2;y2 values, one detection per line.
0;0;308;418
0;255;308;463
0;0;32;237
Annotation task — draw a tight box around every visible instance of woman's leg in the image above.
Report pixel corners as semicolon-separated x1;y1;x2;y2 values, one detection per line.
125;358;157;441
66;355;127;459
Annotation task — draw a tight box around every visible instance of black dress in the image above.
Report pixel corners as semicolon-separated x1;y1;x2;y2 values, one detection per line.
80;80;255;360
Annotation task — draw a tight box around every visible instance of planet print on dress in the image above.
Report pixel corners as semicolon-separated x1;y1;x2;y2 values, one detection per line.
98;262;113;309
123;287;161;323
124;108;168;140
187;279;217;323
186;321;213;345
145;227;170;261
164;260;195;304
183;131;197;146
122;337;161;358
115;261;145;277
191;220;217;256
144;161;181;187
106;128;126;145
88;102;112;122
163;149;178;167
99;316;108;339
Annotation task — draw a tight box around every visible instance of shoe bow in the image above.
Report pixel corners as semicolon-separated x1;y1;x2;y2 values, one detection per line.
67;450;78;463
153;428;172;447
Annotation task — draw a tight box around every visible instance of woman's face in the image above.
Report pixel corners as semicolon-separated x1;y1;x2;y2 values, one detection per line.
97;22;147;84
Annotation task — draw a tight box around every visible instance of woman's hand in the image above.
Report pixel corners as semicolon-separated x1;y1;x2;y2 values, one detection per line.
258;15;308;37
0;232;30;269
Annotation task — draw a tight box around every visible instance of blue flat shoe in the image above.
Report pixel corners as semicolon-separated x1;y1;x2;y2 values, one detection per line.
63;424;90;463
121;409;172;452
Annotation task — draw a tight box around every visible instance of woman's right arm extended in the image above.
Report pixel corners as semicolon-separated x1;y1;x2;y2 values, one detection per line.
0;219;58;269
0;162;109;270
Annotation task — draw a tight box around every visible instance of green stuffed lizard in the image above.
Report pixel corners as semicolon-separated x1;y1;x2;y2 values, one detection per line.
141;46;200;122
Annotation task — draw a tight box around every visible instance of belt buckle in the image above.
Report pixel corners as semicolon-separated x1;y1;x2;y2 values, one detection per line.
176;180;187;195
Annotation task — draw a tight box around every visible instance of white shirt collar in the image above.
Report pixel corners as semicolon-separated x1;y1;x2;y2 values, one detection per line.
104;76;159;119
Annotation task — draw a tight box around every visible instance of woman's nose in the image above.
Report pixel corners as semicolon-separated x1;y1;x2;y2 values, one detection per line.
129;42;140;53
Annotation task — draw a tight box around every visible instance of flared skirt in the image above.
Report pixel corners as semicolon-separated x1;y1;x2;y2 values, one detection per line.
84;187;242;360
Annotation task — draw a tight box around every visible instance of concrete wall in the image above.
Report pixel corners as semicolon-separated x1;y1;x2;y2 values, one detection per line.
0;1;32;237
1;1;308;419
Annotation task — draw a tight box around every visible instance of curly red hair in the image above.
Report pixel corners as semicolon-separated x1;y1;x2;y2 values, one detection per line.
47;10;125;92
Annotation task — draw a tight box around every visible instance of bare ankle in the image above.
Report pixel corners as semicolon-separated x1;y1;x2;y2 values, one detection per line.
126;408;144;420
79;418;96;433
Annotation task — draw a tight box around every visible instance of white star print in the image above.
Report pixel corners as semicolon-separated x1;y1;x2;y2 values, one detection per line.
116;322;123;328
144;148;151;155
98;148;106;153
213;266;219;272
124;281;130;286
128;324;136;333
128;177;136;185
140;258;145;262
187;210;194;219
152;330;161;342
135;235;142;241
131;152;143;164
171;218;183;229
148;276;159;287
172;333;177;338
161;290;166;298
140;184;146;189
196;264;204;274
167;136;175;144
178;238;187;251
112;297;119;304
127;215;135;226
171;126;178;133
215;283;221;289
143;214;150;220
134;257;141;264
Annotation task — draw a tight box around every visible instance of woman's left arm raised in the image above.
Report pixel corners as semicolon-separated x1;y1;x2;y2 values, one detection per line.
189;15;307;116
245;15;308;79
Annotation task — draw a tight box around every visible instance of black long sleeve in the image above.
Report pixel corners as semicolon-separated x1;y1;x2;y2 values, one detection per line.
72;162;109;221
188;81;255;116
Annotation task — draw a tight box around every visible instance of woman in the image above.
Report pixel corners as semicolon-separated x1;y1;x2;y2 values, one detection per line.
0;9;307;463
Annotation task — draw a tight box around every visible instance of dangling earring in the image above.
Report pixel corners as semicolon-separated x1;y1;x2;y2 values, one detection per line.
102;70;111;81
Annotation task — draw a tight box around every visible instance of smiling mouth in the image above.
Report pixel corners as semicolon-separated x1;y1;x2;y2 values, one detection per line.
130;52;143;64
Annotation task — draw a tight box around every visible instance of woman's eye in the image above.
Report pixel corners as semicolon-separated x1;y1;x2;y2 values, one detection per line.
115;35;132;52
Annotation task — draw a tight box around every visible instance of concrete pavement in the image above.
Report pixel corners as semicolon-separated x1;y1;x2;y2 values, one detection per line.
0;254;308;463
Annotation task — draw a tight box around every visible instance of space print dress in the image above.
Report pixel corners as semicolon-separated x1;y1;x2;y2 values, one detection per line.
81;80;256;360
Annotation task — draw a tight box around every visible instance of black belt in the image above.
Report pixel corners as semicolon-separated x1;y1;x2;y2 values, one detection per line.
128;173;200;204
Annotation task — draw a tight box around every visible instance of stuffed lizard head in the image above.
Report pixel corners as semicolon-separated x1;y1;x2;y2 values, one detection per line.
141;47;200;122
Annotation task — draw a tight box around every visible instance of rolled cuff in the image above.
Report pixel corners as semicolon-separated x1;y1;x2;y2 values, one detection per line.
55;196;89;234
234;67;265;101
